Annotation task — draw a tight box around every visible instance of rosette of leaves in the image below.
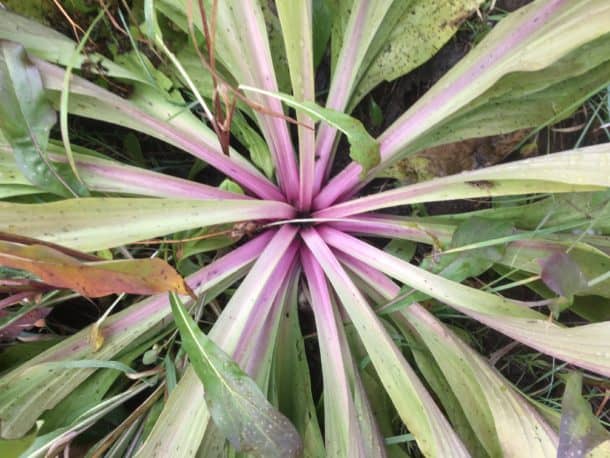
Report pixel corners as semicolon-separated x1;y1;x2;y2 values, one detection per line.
1;0;610;456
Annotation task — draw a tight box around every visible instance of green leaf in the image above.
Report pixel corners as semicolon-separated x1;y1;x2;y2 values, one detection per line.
0;339;60;375
259;0;291;94
558;372;610;457
122;132;146;167
273;292;325;458
218;180;244;195
177;229;235;272
40;347;145;433
368;97;384;128
312;0;332;68
384;239;416;262
420;217;514;283
0;41;86;197
169;293;303;457
241;86;380;176
231;111;275;178
450;216;514;262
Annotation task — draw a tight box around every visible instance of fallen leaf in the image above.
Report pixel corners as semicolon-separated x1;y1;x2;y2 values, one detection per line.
0;240;190;297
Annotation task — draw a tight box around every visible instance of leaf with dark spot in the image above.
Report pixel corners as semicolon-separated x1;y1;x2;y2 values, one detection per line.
558;372;610;457
170;293;303;458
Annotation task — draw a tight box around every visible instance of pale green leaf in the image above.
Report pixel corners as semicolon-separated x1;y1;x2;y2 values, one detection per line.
324;229;610;378
399;34;610;160
318;145;610;217
403;305;558;457
393;323;485;456
0;423;39;457
0;10;146;83
302;229;469;457
0;197;293;251
0;246;254;439
138;230;297;457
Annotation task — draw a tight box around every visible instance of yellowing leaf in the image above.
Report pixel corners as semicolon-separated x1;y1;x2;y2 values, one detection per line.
0;240;190;297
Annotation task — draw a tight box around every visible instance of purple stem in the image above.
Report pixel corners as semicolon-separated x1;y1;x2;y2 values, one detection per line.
313;0;567;209
242;261;299;378
231;240;299;365
312;1;371;195
239;6;300;203
35;59;284;201
301;246;363;455
213;224;300;355
44;151;248;200
327;214;453;245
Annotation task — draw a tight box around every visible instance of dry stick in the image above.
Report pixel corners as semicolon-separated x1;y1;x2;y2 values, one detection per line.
192;0;237;155
90;382;166;458
131;228;235;245
132;221;261;245
186;0;227;152
594;390;610;417
52;0;86;40
185;1;307;130
98;0;129;36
